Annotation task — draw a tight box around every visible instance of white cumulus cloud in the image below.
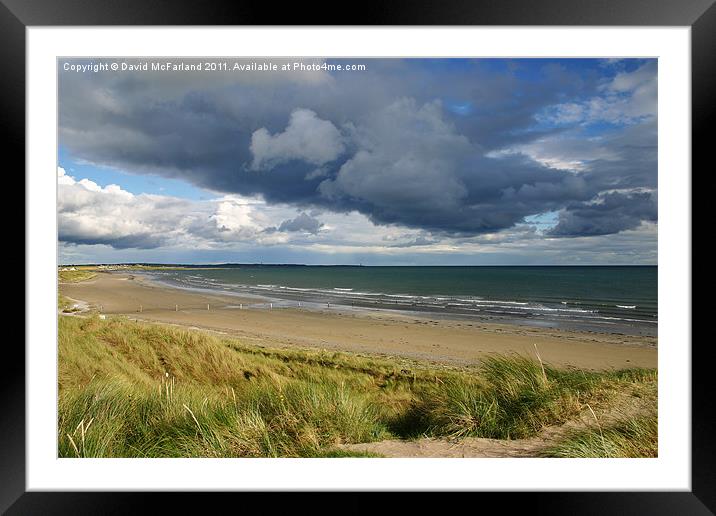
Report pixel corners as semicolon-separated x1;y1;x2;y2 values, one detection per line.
250;109;345;170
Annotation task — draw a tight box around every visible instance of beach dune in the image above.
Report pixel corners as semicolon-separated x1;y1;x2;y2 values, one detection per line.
60;272;657;370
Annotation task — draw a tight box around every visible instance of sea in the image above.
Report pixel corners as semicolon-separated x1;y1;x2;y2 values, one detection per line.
138;265;657;337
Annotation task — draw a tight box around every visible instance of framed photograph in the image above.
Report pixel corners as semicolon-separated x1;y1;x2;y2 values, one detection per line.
10;0;710;512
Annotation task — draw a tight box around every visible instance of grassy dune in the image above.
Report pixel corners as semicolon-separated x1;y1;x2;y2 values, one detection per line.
59;269;97;283
58;269;95;313
543;412;658;458
58;293;74;312
58;315;657;458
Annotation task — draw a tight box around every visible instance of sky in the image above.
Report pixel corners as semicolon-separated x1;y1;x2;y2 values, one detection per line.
57;58;657;265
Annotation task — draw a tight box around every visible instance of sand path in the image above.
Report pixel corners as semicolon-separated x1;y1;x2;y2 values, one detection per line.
340;389;655;458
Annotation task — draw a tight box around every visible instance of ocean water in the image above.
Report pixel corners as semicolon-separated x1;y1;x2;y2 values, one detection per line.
141;266;657;336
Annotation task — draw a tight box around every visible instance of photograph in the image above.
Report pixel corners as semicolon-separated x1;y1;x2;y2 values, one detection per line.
56;56;659;459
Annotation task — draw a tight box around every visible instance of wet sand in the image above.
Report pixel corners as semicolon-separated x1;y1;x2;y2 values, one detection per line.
60;272;657;370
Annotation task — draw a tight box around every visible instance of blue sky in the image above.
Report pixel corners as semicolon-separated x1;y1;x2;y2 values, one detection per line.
58;58;657;265
58;146;213;200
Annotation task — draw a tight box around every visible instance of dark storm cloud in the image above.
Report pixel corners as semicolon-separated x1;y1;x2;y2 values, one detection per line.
60;233;168;250
578;119;658;192
389;235;440;248
549;192;657;237
278;212;323;234
59;58;657;239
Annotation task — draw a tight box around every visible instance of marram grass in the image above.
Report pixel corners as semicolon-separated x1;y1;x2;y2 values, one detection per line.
58;315;657;457
391;355;655;440
542;412;658;458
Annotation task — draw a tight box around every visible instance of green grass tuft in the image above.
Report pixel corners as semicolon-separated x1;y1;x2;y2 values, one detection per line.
542;412;657;458
391;355;652;440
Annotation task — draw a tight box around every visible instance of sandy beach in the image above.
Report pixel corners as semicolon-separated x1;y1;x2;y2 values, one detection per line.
60;272;657;370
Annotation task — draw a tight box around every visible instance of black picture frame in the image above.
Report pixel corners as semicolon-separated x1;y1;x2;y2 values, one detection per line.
7;0;710;512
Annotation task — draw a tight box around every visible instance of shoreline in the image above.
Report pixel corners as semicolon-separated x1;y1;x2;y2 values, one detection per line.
135;267;658;338
59;272;657;370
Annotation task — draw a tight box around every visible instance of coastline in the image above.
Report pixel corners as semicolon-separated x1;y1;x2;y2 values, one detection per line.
139;266;658;338
60;272;657;370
